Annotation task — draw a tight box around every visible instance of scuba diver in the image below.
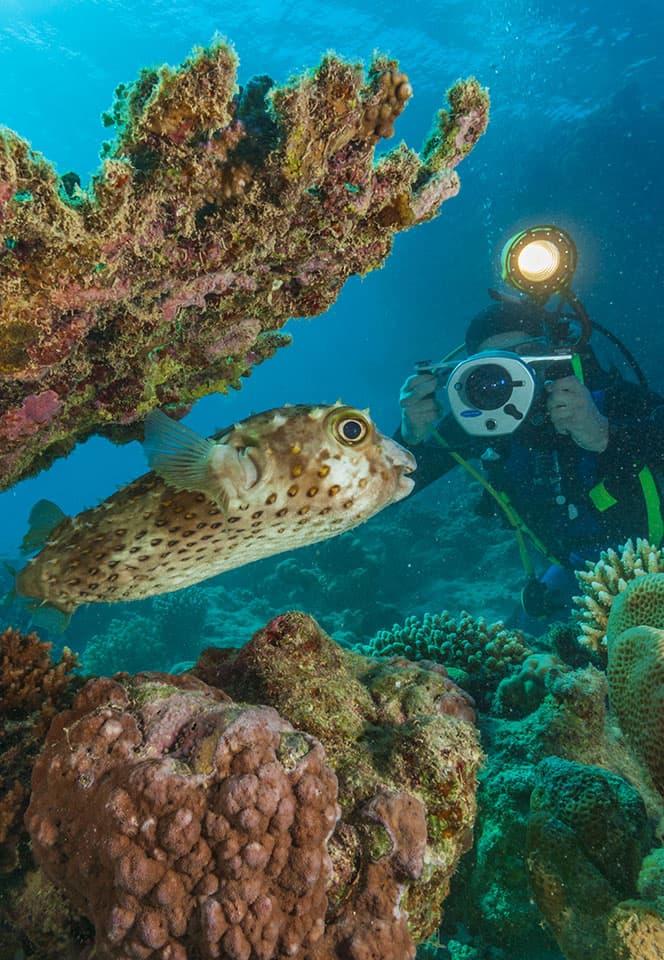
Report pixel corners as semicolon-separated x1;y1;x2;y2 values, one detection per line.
397;225;664;623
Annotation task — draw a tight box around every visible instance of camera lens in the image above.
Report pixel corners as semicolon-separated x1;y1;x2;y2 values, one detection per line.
464;363;515;410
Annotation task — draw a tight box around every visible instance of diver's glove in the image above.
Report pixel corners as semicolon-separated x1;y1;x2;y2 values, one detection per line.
546;376;609;452
399;372;441;444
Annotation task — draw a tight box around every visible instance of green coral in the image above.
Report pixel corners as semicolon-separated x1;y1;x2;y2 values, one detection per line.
363;610;531;706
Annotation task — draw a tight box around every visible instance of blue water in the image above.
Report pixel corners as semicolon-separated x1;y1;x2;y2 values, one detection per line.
1;5;664;958
1;0;662;549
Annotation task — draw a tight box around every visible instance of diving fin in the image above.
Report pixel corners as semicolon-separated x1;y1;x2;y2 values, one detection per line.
20;500;67;556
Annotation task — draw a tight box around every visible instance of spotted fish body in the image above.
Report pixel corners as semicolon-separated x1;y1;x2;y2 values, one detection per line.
18;403;415;614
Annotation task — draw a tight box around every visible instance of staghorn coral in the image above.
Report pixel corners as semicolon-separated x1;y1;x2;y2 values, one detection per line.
194;612;482;956
605;573;664;796
362;610;531;707
573;537;664;657
0;40;489;491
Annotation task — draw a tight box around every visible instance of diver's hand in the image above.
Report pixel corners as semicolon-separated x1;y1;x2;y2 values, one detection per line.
546;376;609;452
399;373;441;444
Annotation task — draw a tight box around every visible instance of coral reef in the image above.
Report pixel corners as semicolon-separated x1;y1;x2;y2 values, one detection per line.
0;628;78;874
194;611;482;956
27;670;339;960
436;659;664;960
0;628;80;956
573;537;664;657
605;573;664;796
21;612;481;960
0;40;488;491
361;610;531;708
526;757;659;960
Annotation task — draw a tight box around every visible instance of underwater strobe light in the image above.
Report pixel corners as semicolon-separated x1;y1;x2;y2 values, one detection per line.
501;224;577;299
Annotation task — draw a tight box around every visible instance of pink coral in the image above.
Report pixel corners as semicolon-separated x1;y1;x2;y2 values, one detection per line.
0;390;62;441
26;672;339;960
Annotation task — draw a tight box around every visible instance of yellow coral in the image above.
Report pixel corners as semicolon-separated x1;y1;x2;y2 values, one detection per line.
573;538;664;657
606;574;664;796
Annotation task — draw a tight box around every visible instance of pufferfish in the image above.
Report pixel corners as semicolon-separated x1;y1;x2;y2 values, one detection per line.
17;403;415;619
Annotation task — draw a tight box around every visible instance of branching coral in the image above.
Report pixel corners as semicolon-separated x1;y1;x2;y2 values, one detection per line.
362;610;531;706
573;538;664;658
0;39;489;491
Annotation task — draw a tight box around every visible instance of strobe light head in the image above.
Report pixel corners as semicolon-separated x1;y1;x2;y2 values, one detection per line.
501;224;577;300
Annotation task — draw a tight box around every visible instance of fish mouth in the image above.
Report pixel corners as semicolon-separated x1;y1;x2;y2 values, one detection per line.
382;437;416;499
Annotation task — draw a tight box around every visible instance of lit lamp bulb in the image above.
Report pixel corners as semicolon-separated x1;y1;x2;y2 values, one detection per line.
517;240;561;282
501;224;577;298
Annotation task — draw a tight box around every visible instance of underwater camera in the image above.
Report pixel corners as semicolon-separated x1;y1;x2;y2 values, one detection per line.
417;349;575;437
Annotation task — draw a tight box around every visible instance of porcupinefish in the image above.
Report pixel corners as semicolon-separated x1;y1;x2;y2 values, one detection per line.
17;403;415;618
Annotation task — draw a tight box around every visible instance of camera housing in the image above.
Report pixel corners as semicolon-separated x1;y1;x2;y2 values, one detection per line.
444;350;574;436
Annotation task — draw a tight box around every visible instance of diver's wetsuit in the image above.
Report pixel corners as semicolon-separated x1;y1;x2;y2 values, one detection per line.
397;374;664;586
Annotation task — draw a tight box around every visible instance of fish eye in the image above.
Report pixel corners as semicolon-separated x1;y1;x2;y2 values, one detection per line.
333;414;369;445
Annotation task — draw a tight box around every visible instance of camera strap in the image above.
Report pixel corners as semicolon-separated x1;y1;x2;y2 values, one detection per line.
428;426;562;575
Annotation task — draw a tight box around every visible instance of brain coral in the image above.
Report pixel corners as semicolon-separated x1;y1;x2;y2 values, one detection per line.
526;756;653;960
605;573;664;796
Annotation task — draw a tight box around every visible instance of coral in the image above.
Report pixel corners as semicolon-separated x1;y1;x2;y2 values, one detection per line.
573;537;664;657
606;901;664;960
362;610;531;707
526;757;655;960
0;627;78;953
22;613;481;960
194;612;482;955
605;573;664;795
0;40;488;491
492;652;568;718
437;663;664;958
27;670;339;960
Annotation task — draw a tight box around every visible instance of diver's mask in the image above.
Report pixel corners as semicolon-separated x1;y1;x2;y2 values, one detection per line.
416;346;576;437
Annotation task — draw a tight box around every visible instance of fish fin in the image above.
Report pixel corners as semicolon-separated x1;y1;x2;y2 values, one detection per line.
1;560;17;606
20;499;68;556
144;410;218;495
27;602;72;634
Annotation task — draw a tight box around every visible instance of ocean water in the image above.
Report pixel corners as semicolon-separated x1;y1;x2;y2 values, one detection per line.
1;2;663;959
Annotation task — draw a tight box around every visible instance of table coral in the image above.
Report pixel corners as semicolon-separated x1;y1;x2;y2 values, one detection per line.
0;39;488;491
362;610;531;708
194;611;482;956
605;572;664;796
573;537;664;658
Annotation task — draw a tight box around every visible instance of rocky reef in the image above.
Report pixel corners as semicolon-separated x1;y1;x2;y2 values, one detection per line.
0;39;488;491
2;612;481;960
